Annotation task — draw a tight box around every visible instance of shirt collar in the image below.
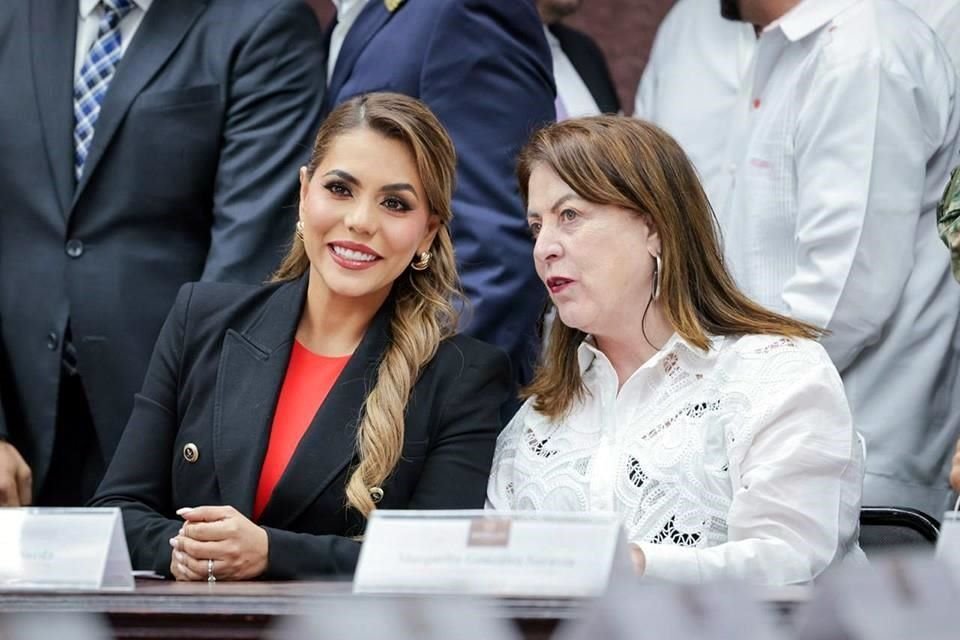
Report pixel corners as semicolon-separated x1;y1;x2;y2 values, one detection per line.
576;332;723;376
543;25;561;50
80;0;153;19
331;0;372;17
769;0;861;42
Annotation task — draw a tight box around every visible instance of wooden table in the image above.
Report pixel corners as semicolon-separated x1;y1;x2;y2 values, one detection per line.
0;579;585;639
0;580;810;639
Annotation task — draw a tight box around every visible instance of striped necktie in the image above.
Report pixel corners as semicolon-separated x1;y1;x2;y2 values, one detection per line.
73;0;136;181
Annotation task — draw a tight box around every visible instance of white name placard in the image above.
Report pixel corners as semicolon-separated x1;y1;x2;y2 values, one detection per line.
937;507;960;578
353;510;627;597
0;507;134;591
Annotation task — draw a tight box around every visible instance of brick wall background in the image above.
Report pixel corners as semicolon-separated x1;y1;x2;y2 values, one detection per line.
306;0;676;115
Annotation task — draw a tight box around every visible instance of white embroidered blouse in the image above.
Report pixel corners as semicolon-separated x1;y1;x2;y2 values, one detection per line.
486;333;866;585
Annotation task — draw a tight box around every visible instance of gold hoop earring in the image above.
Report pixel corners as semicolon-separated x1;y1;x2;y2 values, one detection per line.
411;250;432;271
295;219;304;240
652;254;662;300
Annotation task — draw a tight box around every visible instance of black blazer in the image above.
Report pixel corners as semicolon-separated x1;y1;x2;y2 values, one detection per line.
90;276;512;578
0;0;325;496
549;23;621;114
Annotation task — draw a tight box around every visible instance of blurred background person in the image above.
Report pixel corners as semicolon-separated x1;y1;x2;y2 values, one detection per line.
488;117;864;585
0;0;325;507
711;0;960;516
92;94;511;580
635;0;960;211
538;0;621;119
634;0;754;209
321;0;555;394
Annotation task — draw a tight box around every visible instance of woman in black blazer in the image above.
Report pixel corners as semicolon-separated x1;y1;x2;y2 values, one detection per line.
90;93;511;581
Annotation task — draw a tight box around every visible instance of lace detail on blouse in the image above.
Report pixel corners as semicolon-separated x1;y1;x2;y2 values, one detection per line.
487;332;861;569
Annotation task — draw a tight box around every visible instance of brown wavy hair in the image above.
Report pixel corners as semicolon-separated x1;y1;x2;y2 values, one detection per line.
517;116;822;420
273;93;461;518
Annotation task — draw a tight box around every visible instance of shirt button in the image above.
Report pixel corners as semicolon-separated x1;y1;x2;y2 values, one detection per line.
65;239;84;258
46;332;58;350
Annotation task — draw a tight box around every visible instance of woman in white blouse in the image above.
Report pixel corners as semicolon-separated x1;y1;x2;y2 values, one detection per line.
487;116;865;585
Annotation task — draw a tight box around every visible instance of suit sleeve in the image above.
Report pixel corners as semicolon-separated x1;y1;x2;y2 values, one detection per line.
200;0;326;284
261;344;512;579
89;285;194;575
417;0;555;382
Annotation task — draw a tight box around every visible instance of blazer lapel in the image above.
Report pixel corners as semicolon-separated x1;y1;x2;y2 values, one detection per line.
212;276;307;517
324;0;395;112
71;0;207;208
256;296;393;529
29;0;79;217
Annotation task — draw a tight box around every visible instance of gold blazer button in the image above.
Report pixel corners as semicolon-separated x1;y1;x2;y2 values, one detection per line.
369;487;384;503
183;443;199;463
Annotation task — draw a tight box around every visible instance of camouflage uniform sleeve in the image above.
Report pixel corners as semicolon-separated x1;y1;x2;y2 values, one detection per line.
937;165;960;283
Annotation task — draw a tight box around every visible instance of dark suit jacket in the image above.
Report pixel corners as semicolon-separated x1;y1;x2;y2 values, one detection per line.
549;23;621;115
322;0;555;387
90;276;512;578
0;0;325;495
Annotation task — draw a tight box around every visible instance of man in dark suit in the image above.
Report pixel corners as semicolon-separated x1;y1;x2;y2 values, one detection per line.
538;0;621;117
321;0;555;390
0;0;326;506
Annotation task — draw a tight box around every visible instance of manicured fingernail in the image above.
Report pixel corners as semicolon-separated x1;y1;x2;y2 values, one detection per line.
176;507;192;516
168;537;177;547
178;528;184;536
178;563;186;574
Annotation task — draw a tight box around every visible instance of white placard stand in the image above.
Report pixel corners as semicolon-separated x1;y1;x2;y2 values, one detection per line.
354;509;628;597
0;507;134;591
937;495;960;579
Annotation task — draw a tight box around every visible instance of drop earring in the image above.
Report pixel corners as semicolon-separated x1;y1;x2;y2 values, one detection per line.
411;251;432;271
652;254;662;300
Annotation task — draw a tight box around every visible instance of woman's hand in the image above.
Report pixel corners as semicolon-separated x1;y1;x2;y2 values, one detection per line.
630;544;646;576
951;439;960;493
168;505;269;581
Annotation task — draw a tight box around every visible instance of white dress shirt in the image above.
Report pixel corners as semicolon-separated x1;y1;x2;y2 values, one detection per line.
75;0;152;79
327;0;371;83
898;1;960;73
633;0;755;209
718;0;960;516
544;27;601;119
487;333;865;585
635;0;960;211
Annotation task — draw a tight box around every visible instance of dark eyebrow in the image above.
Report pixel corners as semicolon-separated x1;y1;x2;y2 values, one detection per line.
322;169;360;186
528;193;577;218
381;183;418;197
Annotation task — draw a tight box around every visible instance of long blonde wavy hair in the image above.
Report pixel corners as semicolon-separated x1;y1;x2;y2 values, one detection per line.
273;93;462;518
517;116;822;420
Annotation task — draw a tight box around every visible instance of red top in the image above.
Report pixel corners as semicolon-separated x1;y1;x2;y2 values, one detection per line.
253;341;351;521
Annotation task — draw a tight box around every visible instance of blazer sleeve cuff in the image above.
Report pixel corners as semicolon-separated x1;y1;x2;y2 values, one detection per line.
261;526;362;579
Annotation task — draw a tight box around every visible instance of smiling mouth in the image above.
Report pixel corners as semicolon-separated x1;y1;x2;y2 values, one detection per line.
546;277;574;293
328;243;382;269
